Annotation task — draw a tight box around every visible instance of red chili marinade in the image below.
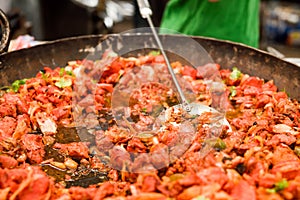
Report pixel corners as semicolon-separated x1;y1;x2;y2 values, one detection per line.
0;53;299;200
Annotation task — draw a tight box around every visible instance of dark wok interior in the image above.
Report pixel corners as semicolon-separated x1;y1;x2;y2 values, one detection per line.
0;34;299;100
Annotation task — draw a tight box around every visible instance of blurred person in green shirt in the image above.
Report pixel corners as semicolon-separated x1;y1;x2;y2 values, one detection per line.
160;0;260;48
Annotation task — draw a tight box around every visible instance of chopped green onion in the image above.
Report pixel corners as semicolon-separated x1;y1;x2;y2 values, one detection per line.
141;107;147;113
55;78;72;88
59;68;65;76
282;88;290;97
205;138;226;151
230;86;237;97
11;79;27;92
267;179;289;193
40;70;49;80
149;50;161;56
66;70;73;76
230;67;242;81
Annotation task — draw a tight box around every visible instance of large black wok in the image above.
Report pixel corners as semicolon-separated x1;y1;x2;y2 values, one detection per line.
0;9;300;191
0;34;299;100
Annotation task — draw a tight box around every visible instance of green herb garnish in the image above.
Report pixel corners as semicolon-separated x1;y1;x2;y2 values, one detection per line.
11;79;27;92
149;50;161;56
55;78;72;88
40;70;49;80
66;70;73;76
282;88;290;97
59;68;65;76
214;138;227;151
230;86;237;97
141;107;147;113
205;138;226;151
230;67;242;81
267;179;289;193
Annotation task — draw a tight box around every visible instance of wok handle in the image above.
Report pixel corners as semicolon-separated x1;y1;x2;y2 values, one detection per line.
0;9;11;54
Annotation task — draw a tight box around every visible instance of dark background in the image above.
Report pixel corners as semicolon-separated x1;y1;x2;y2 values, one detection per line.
2;0;300;57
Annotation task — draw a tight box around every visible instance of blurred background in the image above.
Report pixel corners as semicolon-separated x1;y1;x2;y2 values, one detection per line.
1;0;300;57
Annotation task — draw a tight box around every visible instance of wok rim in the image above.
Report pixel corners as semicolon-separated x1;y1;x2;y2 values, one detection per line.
3;33;297;68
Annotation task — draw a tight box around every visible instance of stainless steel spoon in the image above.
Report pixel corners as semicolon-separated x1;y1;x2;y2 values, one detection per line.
137;0;232;132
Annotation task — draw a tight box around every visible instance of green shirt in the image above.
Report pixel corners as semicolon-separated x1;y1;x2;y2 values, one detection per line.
160;0;260;47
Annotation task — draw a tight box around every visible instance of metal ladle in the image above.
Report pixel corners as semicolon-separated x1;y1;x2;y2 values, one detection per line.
137;0;232;132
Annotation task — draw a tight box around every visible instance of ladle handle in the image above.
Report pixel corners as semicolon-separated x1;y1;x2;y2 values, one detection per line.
0;9;11;54
137;0;152;18
137;0;189;107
